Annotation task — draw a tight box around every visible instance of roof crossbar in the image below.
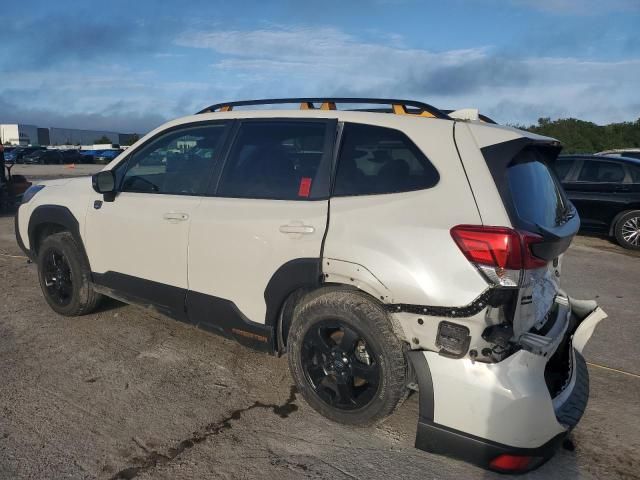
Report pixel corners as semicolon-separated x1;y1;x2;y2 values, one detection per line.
196;97;451;119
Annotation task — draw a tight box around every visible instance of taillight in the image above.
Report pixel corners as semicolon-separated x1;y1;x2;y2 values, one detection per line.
489;454;541;472
450;225;546;287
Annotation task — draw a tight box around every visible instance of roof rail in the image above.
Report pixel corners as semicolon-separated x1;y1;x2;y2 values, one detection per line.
196;97;451;119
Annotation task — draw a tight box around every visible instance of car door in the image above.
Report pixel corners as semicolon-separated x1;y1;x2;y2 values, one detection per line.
187;119;336;344
562;158;627;231
84;121;231;318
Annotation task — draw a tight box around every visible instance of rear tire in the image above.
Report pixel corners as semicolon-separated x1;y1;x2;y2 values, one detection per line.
287;288;408;426
37;231;102;316
614;210;640;250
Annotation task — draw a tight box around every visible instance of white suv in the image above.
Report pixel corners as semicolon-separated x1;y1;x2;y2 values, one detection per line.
15;98;607;473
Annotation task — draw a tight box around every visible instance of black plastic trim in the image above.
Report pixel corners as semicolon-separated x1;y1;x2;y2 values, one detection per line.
27;205;90;267
415;421;565;472
14;208;32;259
92;271;275;352
264;258;322;328
187;290;274;352
386;289;496;318
92;271;188;322
406;351;434;421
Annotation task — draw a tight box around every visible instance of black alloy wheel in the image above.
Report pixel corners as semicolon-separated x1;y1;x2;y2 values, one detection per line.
301;320;380;411
42;248;73;307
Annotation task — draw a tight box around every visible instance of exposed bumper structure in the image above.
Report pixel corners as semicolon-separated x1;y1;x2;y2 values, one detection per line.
408;298;607;473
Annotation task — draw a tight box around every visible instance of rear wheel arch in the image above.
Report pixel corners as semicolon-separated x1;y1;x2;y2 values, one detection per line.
276;283;399;354
276;283;363;354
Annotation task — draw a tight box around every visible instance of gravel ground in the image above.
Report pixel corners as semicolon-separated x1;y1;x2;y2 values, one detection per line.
0;172;639;479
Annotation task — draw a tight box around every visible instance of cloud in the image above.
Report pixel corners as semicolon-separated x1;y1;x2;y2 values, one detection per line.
0;14;183;68
506;0;640;14
177;26;640;124
0;95;167;134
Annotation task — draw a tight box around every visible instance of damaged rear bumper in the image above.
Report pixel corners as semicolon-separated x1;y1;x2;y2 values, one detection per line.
408;298;607;473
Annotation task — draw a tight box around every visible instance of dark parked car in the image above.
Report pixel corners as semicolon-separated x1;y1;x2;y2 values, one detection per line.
596;149;640;160
23;150;64;165
79;150;99;163
94;149;122;164
6;146;46;163
554;154;640;249
60;149;85;164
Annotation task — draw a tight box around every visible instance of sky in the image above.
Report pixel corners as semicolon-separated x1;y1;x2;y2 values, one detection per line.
0;0;638;134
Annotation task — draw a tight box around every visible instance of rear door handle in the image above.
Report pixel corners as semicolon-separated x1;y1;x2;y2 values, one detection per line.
279;224;315;234
163;212;189;223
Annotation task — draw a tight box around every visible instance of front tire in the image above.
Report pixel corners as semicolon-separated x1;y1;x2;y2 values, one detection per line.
287;288;408;426
614;210;640;250
37;231;102;316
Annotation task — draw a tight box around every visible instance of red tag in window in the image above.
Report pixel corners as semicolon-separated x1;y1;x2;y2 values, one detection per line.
298;177;312;197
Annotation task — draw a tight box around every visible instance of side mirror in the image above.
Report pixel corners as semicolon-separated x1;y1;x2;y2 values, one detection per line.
92;170;116;194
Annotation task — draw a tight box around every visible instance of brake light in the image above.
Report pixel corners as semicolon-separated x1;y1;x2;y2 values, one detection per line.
450;225;546;287
489;454;537;472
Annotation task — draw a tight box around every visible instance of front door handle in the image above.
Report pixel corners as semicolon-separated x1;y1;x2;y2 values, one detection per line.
279;224;315;235
163;212;189;223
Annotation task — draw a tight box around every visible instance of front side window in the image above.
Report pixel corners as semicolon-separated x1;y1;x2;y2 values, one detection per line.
121;123;228;195
333;123;439;196
217;121;328;200
577;160;625;183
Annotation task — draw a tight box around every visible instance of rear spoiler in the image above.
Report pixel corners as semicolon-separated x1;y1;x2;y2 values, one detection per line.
444;109;497;124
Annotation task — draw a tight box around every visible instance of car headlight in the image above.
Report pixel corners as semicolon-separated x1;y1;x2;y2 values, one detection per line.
21;184;45;204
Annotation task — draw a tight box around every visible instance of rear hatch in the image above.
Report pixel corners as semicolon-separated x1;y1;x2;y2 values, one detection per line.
458;125;579;338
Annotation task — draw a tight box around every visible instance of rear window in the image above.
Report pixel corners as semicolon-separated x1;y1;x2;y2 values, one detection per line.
508;150;569;229
333;123;439;196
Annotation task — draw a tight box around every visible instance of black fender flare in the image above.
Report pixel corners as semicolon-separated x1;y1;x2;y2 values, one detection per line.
27;204;91;269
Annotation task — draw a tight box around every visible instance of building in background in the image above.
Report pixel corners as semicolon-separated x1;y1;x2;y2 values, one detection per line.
0;123;138;146
0;124;39;146
48;127;119;146
37;128;50;146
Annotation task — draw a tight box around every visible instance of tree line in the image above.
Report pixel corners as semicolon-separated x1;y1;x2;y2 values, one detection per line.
517;117;640;154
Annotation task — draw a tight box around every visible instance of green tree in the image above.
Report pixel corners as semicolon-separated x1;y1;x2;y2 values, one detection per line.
122;133;140;146
525;117;640;154
94;136;113;144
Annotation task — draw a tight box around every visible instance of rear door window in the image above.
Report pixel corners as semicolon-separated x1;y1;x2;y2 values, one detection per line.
508;150;570;229
333;123;439;196
216;121;331;200
552;158;575;181
577;160;625;183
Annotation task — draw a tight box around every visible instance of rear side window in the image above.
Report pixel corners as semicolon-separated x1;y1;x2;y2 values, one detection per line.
577;160;625;183
508;150;569;229
552;158;574;180
629;165;640;183
333;123;439;196
217;121;328;200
